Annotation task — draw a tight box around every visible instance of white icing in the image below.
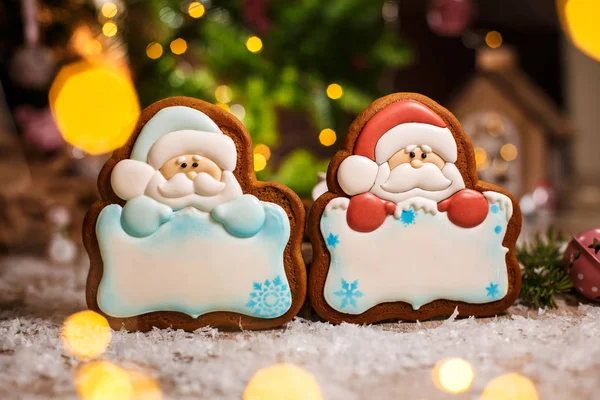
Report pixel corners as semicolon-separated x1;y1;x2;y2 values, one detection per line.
176;156;186;164
320;199;510;314
395;196;438;216
405;144;417;153
375;123;457;164
193;172;226;197
192;155;202;161
324;197;350;216
148;129;237;171
311;179;328;201
337;155;379;196
421;144;432;153
483;191;513;220
111;159;156;201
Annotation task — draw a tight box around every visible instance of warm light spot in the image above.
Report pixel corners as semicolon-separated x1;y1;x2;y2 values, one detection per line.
432;358;474;394
85;40;102;56
319;128;337;146
216;103;230;111
49;60;141;155
230;104;246;120
215;85;233;103
246;36;263;53
485;31;503;48
474;146;488;171
326;83;343;100
188;1;205;18
561;0;600;62
61;311;112;359
487;117;504;136
254;143;271;160
76;361;133;400
127;369;163;400
481;373;538;400
100;2;118;18
500;143;518;161
170;38;187;55
146;42;163;59
254;153;267;172
492;158;509;174
243;363;323;400
102;22;118;37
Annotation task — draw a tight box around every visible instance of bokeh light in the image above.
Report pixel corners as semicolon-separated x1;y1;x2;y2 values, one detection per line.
254;143;271;161
127;369;163;400
474;146;489;171
76;361;133;400
243;363;323;400
170;38;187;55
319;128;336;146
500;143;518;161
146;42;163;59
432;358;474;394
559;0;600;62
102;22;118;37
481;373;538;400
485;31;503;49
216;103;230;111
215;85;233;103
326;83;343;100
230;104;246;120
254;153;267;172
49;61;140;155
246;36;263;53
61;310;112;359
188;1;205;18
100;2;118;18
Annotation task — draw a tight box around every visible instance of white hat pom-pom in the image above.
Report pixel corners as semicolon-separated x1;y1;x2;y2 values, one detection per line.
337;155;379;196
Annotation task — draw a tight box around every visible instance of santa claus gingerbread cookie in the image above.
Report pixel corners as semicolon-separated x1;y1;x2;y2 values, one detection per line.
84;97;306;331
308;93;521;323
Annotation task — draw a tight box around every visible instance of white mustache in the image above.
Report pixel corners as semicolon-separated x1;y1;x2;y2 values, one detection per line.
193;172;226;196
381;162;452;193
158;172;226;199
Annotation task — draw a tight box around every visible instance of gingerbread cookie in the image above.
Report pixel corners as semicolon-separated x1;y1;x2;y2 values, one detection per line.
84;97;306;331
308;93;522;323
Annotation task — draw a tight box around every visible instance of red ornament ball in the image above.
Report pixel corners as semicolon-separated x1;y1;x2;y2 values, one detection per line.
564;228;600;301
427;0;474;37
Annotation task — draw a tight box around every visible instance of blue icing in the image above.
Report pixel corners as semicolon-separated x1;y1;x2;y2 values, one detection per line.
490;204;499;214
131;106;222;163
246;275;292;318
485;282;500;298
211;194;265;238
121;195;173;237
494;225;502;234
326;233;340;248
398;208;417;226
333;279;364;309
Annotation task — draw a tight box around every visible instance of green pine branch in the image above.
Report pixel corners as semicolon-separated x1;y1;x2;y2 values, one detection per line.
516;227;573;308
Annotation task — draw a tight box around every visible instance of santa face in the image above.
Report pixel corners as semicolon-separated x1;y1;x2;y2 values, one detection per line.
370;145;465;203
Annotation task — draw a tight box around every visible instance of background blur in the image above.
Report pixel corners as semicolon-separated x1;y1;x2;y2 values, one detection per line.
1;0;599;261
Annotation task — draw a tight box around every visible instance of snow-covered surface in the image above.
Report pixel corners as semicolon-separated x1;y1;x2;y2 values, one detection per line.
1;256;599;399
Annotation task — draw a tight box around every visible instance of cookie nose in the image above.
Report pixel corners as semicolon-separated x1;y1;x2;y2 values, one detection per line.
186;171;198;180
410;159;423;169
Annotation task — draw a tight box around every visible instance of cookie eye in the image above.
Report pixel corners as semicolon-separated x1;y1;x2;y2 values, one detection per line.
409;151;416;158
421;153;427;159
192;162;199;168
180;163;187;168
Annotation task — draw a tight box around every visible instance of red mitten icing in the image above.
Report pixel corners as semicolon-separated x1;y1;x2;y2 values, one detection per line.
438;189;488;228
346;192;396;233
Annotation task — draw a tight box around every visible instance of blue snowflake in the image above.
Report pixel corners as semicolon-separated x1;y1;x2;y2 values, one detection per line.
246;275;292;318
399;208;417;227
485;282;500;299
333;279;364;309
326;233;340;248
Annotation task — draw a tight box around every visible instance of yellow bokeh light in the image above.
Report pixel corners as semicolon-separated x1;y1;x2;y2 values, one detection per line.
61;310;112;359
474;146;489;171
85;40;103;56
487;117;504;136
481;373;538;400
432;358;474;394
254;143;271;160
146;42;163;59
188;1;205;18
170;38;187;55
76;361;133;400
319;128;337;146
560;0;600;62
326;83;343;100
215;85;233;103
500;143;518;161
485;31;503;49
254;153;267;172
100;2;118;18
246;36;263;53
102;22;118;38
49;61;140;155
243;363;323;400
216;103;230;111
127;369;163;400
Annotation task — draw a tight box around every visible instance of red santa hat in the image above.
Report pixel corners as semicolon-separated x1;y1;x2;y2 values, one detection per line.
338;100;458;196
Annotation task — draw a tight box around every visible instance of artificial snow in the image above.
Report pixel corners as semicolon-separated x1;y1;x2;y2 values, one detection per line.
1;256;599;399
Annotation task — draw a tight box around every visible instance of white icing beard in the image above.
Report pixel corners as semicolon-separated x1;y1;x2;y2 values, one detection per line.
369;162;465;203
144;170;243;212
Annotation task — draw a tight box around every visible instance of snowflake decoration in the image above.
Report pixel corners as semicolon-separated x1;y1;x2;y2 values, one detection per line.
326;233;340;248
333;279;364;309
486;282;500;299
399;208;417;227
246;275;292;318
